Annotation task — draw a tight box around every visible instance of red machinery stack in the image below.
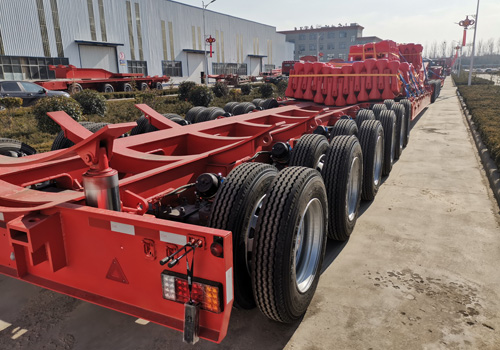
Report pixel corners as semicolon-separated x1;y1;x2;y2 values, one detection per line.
285;40;426;106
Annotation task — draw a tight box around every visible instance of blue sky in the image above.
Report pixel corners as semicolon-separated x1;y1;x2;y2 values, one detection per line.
175;0;500;53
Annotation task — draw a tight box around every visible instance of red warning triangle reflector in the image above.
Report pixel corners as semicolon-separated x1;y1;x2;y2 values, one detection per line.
106;258;129;284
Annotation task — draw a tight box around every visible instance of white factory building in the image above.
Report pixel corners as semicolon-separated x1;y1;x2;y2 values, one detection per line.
0;0;294;84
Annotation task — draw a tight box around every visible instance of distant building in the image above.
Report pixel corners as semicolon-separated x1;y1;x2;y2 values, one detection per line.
278;24;382;61
0;0;293;84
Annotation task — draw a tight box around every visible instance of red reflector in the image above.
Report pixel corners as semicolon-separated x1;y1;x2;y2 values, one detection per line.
106;258;129;284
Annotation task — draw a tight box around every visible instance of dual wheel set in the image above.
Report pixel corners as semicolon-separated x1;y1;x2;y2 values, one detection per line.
206;98;413;323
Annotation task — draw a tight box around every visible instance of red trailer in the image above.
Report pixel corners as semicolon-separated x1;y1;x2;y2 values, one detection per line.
0;40;440;345
34;65;170;94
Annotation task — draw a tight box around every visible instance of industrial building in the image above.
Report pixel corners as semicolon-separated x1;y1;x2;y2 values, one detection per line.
278;24;382;61
0;0;293;84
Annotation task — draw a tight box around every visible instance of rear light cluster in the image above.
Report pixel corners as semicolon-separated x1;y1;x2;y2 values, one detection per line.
161;271;223;313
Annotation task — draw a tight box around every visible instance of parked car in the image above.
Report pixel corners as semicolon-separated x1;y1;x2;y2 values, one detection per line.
264;75;287;85
0;81;70;107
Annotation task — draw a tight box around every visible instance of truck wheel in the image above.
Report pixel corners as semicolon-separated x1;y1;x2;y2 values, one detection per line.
223;102;238;114
0;138;37;157
51;122;93;150
390;103;405;159
232;102;256;115
261;98;279;110
163;113;189;126
209;163;278;309
355;109;376;128
252;99;264;108
379;110;396;175
252;167;327;322
289;134;329;171
330;119;358;139
359;120;384;201
371;103;387;120
321;135;363;241
141;83;149;91
400;99;412;147
69;83;83;94
156;82;163;90
102;84;114;93
185;106;206;123
196;107;226;123
122;83;133;92
384;99;395;110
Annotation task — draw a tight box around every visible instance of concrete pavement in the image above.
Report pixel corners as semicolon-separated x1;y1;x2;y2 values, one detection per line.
0;78;499;349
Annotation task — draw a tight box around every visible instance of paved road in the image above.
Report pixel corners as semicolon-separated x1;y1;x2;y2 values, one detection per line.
1;78;499;349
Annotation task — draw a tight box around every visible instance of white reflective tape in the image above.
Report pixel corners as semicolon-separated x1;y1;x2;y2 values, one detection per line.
0;212;4;221
0;320;11;332
160;231;186;245
110;222;135;236
11;328;27;340
226;267;233;304
135;318;150;325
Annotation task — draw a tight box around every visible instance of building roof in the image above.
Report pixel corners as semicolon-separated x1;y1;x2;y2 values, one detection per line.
278;24;364;34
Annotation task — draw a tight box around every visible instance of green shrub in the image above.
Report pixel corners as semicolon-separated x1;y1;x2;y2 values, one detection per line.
452;72;494;86
72;89;107;116
188;85;214;107
34;97;82;134
212;81;229;98
0;97;23;110
240;84;252;95
275;80;288;96
259;83;274;98
178;81;197;101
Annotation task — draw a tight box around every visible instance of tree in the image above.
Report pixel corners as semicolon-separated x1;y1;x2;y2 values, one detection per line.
476;39;484;56
497;38;500;54
486;38;494;55
429;41;438;58
440;41;447;58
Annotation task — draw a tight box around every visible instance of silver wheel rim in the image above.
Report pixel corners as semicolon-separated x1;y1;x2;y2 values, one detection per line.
315;154;326;172
294;198;324;293
390;122;396;164
245;194;265;274
347;156;361;221
399;118;404;150
373;135;383;186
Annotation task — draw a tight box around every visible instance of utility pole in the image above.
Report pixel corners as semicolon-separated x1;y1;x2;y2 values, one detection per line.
468;0;480;86
202;0;216;86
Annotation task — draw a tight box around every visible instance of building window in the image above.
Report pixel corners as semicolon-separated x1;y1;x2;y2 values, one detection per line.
327;42;335;50
339;42;346;49
162;61;182;77
339;31;347;38
212;63;247;75
36;0;51;57
309;33;316;40
288;39;295;44
298;44;305;51
327;32;335;39
135;3;144;61
0;25;4;55
351;36;356;42
339;53;347;60
126;1;135;60
319;44;324;50
50;0;64;57
264;64;275;72
0;55;68;80
87;0;97;41
309;44;316;51
127;60;147;75
98;0;107;42
299;34;306;40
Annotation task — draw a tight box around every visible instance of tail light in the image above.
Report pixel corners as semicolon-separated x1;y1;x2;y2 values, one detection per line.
161;271;223;313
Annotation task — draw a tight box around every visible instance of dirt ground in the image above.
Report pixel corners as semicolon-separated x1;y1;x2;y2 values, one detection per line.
0;78;499;350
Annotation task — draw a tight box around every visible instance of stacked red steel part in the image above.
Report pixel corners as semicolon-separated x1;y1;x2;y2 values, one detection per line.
285;40;426;106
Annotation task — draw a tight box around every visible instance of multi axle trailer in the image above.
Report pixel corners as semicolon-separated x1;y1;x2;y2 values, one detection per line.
0;40;440;344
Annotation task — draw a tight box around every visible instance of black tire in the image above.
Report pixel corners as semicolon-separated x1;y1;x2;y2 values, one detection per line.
197;107;225;123
141;82;149;91
185;106;206;123
384;99;395;110
371;103;387;120
261;98;279;110
130;116;150;135
122;83;133;92
400;99;412;147
232;102;256;115
51;122;93;150
378;110;396;176
0;138;37;157
289;134;329;170
156;82;163;90
69;83;83;94
224;102;239;114
102;83;114;93
163;113;189;126
209;163;278;309
359;120;384;201
321;135;363;241
252;167;328;322
252;98;264;108
330;119;358;139
355;109;376;128
390;103;405;160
